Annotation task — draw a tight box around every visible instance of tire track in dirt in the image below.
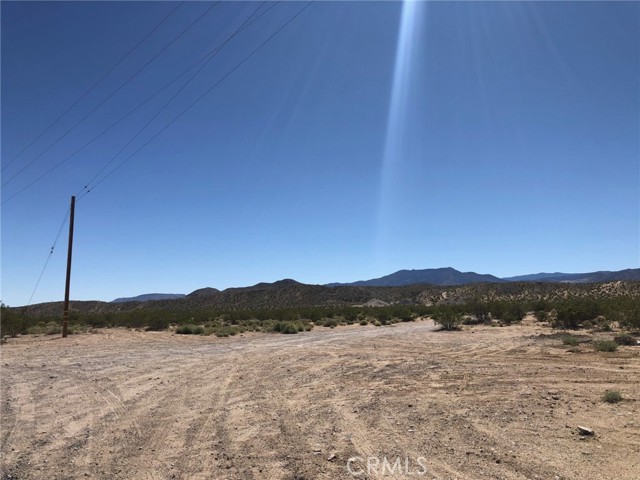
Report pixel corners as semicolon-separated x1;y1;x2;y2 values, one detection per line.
2;321;639;480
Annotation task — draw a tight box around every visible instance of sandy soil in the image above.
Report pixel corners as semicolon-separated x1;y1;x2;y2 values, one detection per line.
1;320;639;480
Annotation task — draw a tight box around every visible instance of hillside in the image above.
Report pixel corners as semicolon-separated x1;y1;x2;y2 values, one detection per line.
331;267;640;287
503;268;640;283
111;293;186;303
328;267;504;287
19;280;640;317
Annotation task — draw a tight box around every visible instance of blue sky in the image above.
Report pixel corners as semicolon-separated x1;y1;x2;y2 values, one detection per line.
2;1;638;305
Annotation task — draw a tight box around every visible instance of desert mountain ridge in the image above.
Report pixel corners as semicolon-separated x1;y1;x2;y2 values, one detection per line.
108;268;640;303
111;293;186;303
15;268;639;316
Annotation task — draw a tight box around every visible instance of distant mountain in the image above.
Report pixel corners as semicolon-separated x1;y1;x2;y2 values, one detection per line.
21;279;640;317
111;293;186;303
328;267;504;287
188;287;220;298
502;269;640;283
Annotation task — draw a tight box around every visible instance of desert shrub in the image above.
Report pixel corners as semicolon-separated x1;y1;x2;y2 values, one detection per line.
390;306;413;322
534;310;548;322
322;318;338;328
343;309;359;323
432;309;462;331
621;307;640;330
223;310;253;323
555;301;603;329
214;326;239;337
26;323;46;335
145;316;170;331
614;335;637;346
462;315;481;325
373;320;382;327
68;324;93;335
272;321;300;334
359;319;369;326
501;304;526;325
593;340;618;352
175;324;204;335
374;310;391;324
554;306;581;329
602;390;622;403
562;335;580;346
1;305;26;337
591;316;611;332
467;300;491;324
44;321;62;335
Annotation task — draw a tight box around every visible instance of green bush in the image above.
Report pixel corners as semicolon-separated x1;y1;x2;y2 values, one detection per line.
618;307;640;330
359;319;369;326
322;318;338;328
602;390;622;403
272;321;300;334
214;326;239;337
562;335;580;346
176;324;204;335
145;316;170;331
534;310;548;322
1;305;25;337
614;335;637;346
432;309;462;331
501;304;526;325
593;340;618;352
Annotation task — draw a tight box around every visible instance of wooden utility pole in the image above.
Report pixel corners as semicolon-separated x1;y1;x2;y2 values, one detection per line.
62;196;75;338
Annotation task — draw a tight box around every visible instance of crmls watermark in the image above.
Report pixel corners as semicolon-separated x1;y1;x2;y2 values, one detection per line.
346;456;429;476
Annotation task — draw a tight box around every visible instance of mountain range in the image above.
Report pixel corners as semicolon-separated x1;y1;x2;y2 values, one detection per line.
111;293;186;303
329;267;640;287
110;267;639;302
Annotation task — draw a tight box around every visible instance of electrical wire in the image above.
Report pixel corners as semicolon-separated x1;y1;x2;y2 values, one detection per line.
2;2;219;189
2;1;262;206
1;2;184;173
78;1;273;196
26;206;71;305
79;2;312;200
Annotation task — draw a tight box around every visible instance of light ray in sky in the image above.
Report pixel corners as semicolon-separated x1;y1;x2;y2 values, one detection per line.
375;0;426;268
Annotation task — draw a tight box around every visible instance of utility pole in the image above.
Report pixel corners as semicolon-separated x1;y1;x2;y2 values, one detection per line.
62;195;75;338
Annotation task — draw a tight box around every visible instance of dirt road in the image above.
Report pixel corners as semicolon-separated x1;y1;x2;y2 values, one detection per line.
1;321;639;479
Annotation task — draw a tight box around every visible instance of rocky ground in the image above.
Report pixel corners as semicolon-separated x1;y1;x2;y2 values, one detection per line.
1;320;639;479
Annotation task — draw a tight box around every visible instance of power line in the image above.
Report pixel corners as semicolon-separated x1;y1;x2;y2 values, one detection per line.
2;2;219;189
1;1;278;206
1;2;183;173
79;1;274;195
26;206;71;305
80;2;313;199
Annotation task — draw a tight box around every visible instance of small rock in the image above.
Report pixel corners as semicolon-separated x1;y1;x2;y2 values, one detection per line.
577;426;594;436
327;454;337;462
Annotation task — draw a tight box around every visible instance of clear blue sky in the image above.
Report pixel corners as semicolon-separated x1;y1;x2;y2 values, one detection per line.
2;1;638;306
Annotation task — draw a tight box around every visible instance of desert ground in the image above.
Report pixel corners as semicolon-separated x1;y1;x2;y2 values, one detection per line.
1;319;639;480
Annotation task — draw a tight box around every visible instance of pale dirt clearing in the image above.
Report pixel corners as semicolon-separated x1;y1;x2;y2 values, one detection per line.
1;321;639;480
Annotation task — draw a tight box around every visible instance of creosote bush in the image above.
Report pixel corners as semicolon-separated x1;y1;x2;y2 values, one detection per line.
562;335;580;346
175;324;204;335
614;335;637;346
602;390;622;403
272;321;301;334
5;295;639;339
593;340;618;352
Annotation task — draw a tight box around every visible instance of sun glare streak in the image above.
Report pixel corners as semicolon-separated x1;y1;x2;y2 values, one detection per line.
374;0;425;267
